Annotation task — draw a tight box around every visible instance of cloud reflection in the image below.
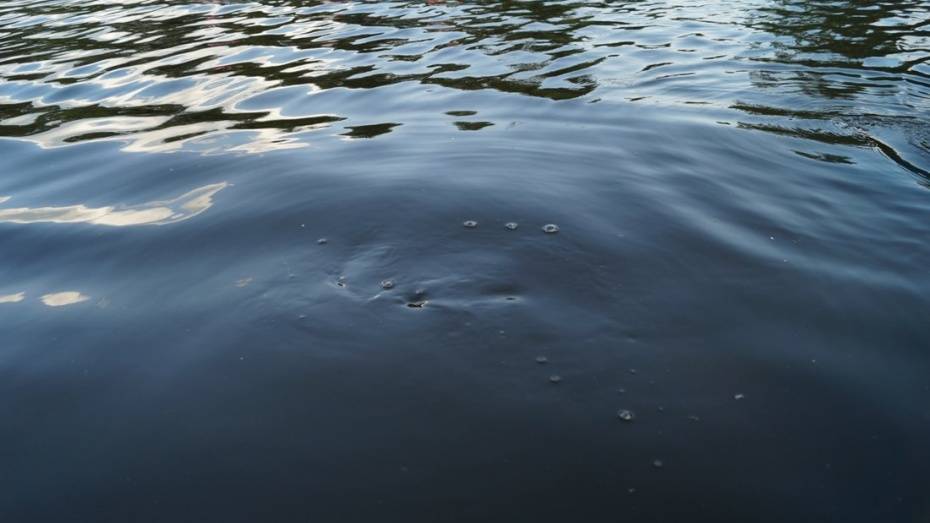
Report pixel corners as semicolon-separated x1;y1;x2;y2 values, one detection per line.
41;292;89;307
0;182;228;226
0;292;25;303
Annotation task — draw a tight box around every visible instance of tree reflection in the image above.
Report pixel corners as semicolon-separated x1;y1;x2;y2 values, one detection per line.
0;0;608;150
0;0;925;154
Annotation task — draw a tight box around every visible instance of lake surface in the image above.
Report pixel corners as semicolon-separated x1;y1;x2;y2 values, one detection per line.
1;0;929;521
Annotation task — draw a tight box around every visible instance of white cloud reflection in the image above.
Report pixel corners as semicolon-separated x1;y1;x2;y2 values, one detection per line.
0;182;228;226
41;291;90;307
0;292;25;303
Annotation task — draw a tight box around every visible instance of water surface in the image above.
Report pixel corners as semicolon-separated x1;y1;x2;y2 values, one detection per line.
1;1;929;521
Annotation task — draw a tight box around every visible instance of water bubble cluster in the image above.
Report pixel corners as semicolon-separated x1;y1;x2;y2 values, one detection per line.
462;220;559;233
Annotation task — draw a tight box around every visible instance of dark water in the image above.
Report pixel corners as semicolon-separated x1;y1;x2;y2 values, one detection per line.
1;0;929;521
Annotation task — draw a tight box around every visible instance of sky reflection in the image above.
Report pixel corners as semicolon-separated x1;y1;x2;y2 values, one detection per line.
0;182;228;226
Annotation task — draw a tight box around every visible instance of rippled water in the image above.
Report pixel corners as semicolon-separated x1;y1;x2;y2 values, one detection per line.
1;1;929;521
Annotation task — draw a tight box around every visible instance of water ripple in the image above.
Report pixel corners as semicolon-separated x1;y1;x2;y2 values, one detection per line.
0;0;926;156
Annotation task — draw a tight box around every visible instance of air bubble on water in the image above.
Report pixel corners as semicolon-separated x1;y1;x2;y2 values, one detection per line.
505;222;518;230
535;356;548;364
617;409;635;422
549;375;562;384
381;280;395;290
652;459;664;469
463;220;478;228
542;224;559;234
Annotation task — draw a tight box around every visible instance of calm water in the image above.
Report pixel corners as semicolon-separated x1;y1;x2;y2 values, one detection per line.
1;0;929;521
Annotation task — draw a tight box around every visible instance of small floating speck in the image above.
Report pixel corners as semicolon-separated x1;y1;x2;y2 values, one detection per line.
336;276;347;288
629;368;638;375
505;222;518;230
549;375;562;384
463;220;478;228
235;277;253;288
407;301;427;308
617;409;635;422
652;459;664;469
317;238;328;245
535;356;548;364
688;415;701;422
380;280;395;290
542;224;559;234
734;393;745;400
627;488;636;494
